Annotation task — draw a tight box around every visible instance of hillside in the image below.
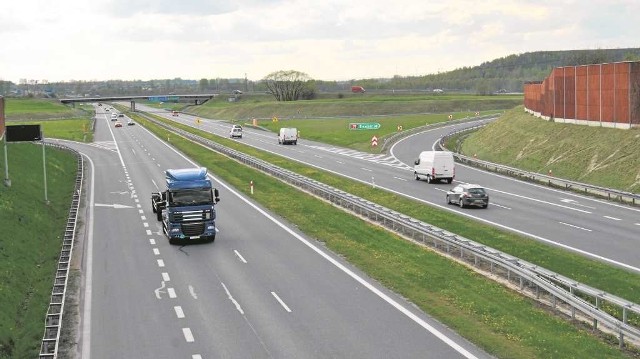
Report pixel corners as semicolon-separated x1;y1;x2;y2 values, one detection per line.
461;106;640;193
351;48;640;94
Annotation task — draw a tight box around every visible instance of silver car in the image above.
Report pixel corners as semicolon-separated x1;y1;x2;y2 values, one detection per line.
446;183;489;208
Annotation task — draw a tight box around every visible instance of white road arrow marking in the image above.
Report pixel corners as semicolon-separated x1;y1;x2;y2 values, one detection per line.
94;203;134;209
560;198;596;209
154;281;166;299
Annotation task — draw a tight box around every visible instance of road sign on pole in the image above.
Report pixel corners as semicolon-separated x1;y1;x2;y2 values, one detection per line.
349;122;381;130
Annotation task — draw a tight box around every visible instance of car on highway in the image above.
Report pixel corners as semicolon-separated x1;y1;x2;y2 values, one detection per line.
230;125;242;138
172;111;179;116
446;183;489;208
111;113;118;121
127;120;135;126
114;121;123;128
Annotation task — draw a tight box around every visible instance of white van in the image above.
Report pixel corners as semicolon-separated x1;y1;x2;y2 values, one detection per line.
278;127;298;145
413;151;455;183
230;125;243;138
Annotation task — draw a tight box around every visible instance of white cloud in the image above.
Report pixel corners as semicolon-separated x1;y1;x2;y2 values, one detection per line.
0;0;637;83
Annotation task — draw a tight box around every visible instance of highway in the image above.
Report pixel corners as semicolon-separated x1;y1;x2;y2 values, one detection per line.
137;104;640;273
55;106;493;358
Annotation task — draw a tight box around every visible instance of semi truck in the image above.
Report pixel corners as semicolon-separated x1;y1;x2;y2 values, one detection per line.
151;167;220;244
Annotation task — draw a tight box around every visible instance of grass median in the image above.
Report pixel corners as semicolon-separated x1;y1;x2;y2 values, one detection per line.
129;111;638;358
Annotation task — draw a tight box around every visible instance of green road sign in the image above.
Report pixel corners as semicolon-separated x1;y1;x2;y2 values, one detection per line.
349;122;381;130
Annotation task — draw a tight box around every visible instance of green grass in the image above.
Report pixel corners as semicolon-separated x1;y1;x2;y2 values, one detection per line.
257;112;493;152
129;112;636;358
4;98;88;121
185;93;521;122
12;119;94;143
0;143;78;358
461;106;640;192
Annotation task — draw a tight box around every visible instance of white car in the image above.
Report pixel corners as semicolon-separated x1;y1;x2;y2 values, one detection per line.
230;125;243;138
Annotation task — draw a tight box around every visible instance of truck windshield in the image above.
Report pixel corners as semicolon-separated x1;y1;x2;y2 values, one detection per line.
169;189;213;206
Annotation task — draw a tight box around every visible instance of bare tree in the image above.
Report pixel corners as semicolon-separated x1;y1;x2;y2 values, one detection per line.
263;70;313;101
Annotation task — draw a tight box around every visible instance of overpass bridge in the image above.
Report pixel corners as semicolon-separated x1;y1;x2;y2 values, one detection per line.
59;94;216;111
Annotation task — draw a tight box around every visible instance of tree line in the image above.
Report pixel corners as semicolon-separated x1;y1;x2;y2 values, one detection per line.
3;48;639;100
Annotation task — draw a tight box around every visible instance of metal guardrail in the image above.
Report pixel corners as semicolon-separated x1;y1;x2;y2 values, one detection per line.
142;113;640;348
440;125;640;206
39;144;83;359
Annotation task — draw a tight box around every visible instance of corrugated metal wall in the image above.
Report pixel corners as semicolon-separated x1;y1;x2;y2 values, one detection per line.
523;61;640;128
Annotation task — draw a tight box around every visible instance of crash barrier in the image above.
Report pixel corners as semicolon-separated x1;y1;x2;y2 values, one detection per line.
439;126;640;206
140;113;640;348
38;144;83;358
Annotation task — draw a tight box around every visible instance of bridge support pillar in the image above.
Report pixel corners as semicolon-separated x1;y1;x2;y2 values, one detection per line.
130;100;136;112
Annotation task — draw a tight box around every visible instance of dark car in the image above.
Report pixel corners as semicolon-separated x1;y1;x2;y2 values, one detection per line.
446;183;489;208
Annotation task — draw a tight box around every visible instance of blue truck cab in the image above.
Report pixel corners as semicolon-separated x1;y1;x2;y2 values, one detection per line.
151;168;220;244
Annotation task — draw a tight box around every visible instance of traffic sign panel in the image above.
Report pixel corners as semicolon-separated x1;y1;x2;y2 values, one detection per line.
349;122;381;130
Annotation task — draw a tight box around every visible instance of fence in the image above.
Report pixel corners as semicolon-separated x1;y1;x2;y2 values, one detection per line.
523;61;640;128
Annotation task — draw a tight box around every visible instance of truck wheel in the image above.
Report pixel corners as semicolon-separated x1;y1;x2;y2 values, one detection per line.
447;178;453;184
415;173;420;180
152;205;156;213
156;211;162;221
427;176;432;184
459;199;465;208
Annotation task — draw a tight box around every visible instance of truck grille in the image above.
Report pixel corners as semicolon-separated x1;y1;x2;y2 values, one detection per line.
172;210;206;222
181;222;205;236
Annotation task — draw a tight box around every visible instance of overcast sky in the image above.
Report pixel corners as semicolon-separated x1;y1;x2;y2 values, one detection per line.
0;0;637;83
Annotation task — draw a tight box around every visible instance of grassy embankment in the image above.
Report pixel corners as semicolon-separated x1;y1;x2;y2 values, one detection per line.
124;105;640;358
0;144;77;358
4;98;94;142
150;94;521;152
0;98;87;358
460;105;640;193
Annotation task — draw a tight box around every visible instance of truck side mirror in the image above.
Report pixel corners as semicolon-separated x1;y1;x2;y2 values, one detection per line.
214;188;220;203
414;159;420;165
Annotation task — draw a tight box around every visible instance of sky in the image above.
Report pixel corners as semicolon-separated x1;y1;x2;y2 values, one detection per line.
0;0;637;84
